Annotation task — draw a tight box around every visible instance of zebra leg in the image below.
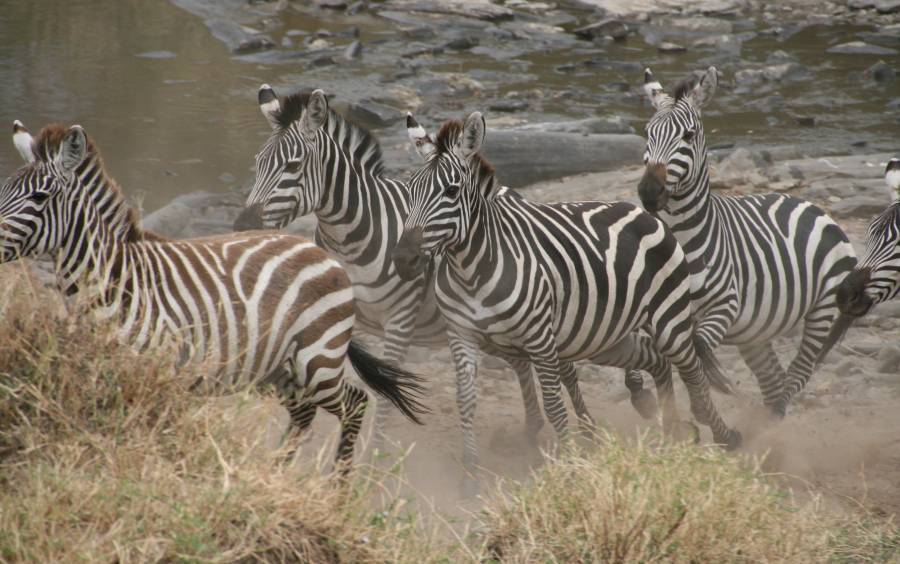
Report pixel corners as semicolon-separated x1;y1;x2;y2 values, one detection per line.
559;361;596;435
738;343;787;415
624;368;658;420
530;355;570;445
653;327;741;450
448;334;481;495
322;380;369;474
278;396;317;466
372;322;413;447
592;335;683;436
780;305;838;416
504;357;544;443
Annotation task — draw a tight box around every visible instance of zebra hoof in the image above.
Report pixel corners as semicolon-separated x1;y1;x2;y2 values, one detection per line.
767;402;787;420
630;388;658;420
524;419;544;444
461;475;480;498
718;429;743;451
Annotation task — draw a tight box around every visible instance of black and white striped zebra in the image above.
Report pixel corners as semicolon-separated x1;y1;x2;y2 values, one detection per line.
824;159;900;348
232;87;547;442
1;122;427;468
392;111;741;481
636;66;857;416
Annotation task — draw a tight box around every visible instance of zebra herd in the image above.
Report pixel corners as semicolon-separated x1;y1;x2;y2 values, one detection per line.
1;65;898;492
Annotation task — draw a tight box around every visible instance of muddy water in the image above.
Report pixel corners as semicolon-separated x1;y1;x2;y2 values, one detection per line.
1;1;897;211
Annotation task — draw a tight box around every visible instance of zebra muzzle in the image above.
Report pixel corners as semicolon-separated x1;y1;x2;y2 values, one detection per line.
233;203;265;232
836;267;874;318
393;227;426;281
638;165;669;214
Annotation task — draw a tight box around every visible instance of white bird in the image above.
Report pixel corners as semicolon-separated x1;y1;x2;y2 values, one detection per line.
886;158;900;197
13;120;34;164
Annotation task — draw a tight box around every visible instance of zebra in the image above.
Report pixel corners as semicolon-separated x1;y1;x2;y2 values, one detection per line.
0;122;427;469
636;66;857;417
392;111;742;483
232;87;548;444
823;158;900;350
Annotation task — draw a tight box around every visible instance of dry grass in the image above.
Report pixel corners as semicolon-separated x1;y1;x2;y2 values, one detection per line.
0;264;897;563
0;267;451;563
478;434;900;563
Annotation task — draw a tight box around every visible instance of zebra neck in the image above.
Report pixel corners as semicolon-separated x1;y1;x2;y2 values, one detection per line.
78;155;140;240
446;193;501;284
54;195;128;298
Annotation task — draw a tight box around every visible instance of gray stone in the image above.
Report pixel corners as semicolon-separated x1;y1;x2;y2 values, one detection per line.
488;100;529;113
658;41;687;53
142;203;193;238
865;60;896;82
877;345;900;373
827;41;898;55
573;19;630;41
381;0;514;22
480;131;645;188
342;100;402;129
876;0;900;13
830;195;890;218
233;37;275;54
135;50;176;59
314;0;347;8
691;34;742;55
512;117;635;135
735;62;807;85
343;40;363;59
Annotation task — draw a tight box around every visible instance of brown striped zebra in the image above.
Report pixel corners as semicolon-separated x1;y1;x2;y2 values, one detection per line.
0;122;427;468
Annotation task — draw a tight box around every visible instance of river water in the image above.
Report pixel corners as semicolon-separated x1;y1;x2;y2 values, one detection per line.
1;1;897;211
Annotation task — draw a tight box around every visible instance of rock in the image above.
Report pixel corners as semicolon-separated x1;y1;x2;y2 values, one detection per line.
479;131;645;188
572;19;630;41
848;0;876;8
794;116;816;127
875;0;900;13
444;36;479;50
766;50;794;64
827;41;898;55
712;147;771;187
574;0;743;17
865;60;896;82
135;50;176;59
830;195;890;218
380;0;514;22
735;62;807;84
344;40;363;59
142;203;193;238
488;100;529;113
692;34;742;55
346;1;366;15
877;345;900;373
658;41;687;53
233;37;275;54
511;117;635;135
342;100;402;129
314;0;347;8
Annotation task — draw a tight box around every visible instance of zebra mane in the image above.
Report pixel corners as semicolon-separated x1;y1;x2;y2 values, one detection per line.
275;92;386;177
31;124;164;243
434;120;500;199
673;75;697;102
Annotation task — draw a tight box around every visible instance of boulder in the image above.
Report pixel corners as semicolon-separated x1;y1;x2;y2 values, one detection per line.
510;117;635;135
481;131;645;188
827;41;898;55
830;195;890;218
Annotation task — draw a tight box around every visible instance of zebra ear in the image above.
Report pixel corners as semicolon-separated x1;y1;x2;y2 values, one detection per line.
58;125;87;173
406;112;436;160
259;84;281;130
12;120;34;164
688;67;718;109
457;112;485;159
301;89;329;136
643;68;672;110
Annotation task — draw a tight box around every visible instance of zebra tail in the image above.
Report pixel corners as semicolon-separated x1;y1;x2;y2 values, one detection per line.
693;336;735;395
347;340;429;425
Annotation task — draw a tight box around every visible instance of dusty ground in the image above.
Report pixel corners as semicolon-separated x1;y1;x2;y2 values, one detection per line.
273;162;900;530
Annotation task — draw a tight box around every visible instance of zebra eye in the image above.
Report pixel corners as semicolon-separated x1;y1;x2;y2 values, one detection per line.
682;130;695;143
445;183;460;198
283;160;302;174
30;191;50;204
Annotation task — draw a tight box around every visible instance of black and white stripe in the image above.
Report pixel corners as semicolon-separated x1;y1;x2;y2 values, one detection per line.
233;88;543;443
392;112;740;483
1;123;427;468
638;67;857;416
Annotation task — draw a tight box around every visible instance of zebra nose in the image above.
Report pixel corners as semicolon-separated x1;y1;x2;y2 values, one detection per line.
393;227;425;281
638;164;668;213
234;204;264;232
836;267;873;317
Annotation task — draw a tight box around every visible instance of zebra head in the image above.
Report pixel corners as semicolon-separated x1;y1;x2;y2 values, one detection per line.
836;159;900;318
393;112;487;281
0;124;87;262
639;66;718;214
234;85;328;231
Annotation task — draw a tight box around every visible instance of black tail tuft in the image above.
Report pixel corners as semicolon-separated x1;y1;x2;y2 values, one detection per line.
816;314;855;367
694;336;734;395
347;340;429;424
